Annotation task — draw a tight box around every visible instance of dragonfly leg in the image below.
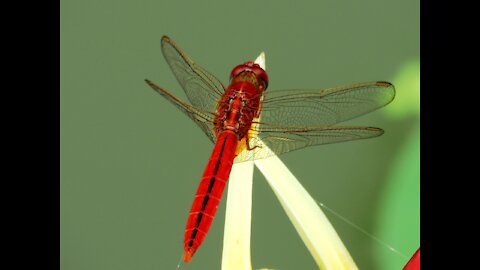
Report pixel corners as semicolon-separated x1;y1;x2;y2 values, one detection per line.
245;132;261;151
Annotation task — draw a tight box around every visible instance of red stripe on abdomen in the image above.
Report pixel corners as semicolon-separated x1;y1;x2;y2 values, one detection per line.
183;131;238;262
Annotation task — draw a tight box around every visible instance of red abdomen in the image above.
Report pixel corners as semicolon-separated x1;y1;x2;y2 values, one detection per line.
183;77;264;262
183;131;238;262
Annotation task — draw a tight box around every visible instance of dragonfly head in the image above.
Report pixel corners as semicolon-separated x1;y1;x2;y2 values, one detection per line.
230;61;269;91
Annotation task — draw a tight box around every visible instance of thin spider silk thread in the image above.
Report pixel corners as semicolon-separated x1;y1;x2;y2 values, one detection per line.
317;201;408;259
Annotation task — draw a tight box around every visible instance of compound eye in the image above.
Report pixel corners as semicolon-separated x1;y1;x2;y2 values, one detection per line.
251;65;269;90
229;64;247;80
229;61;269;90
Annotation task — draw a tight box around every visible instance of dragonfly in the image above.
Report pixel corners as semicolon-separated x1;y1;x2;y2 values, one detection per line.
145;36;395;262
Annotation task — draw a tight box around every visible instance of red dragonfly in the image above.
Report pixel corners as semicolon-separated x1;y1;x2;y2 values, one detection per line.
145;36;395;262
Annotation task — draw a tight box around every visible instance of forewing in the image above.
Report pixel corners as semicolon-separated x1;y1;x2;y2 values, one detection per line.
260;81;395;127
161;36;225;113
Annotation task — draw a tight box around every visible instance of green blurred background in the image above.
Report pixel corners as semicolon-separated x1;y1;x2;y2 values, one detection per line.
60;0;419;269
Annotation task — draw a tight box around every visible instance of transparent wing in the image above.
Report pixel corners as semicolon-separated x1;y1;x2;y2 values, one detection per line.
234;125;384;162
260;81;395;127
161;36;225;113
145;79;216;143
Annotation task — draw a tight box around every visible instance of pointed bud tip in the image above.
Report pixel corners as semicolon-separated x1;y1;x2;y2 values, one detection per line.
254;52;266;70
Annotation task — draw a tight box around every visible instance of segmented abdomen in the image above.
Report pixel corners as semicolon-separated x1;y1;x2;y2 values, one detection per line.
183;131;238;262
